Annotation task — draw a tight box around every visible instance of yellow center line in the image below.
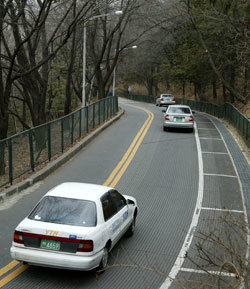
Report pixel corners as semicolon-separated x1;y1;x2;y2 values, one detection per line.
110;107;154;187
0;264;28;287
0;103;154;288
0;261;19;278
103;104;153;187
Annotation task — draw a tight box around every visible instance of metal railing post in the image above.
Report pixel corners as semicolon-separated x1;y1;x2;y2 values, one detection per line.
93;103;95;129
48;123;51;161
61;119;64;152
79;109;82;138
103;99;106;121
98;101;101;125
29;130;34;172
71;114;74;144
86;106;89;133
8;139;13;185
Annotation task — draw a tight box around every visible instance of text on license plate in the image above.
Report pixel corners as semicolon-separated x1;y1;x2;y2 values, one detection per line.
175;117;183;122
41;239;60;251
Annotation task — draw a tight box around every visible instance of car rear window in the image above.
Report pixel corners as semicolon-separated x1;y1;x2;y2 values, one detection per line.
28;196;97;227
168;107;191;114
162;94;173;98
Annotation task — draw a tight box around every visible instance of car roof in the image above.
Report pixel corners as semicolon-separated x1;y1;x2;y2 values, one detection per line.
45;182;112;201
168;105;191;108
161;93;173;96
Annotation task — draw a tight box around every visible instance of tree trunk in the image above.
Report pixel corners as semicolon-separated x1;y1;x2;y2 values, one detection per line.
189;11;245;103
182;81;186;98
146;78;154;96
223;82;227;103
0;112;9;175
64;0;77;115
194;83;198;100
243;65;249;102
22;100;26;131
212;79;217;99
230;67;235;103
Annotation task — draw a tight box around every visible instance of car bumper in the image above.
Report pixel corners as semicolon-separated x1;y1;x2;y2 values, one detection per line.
161;102;175;106
10;245;103;271
163;121;194;129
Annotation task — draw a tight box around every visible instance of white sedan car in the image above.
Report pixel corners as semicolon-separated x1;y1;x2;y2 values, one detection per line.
10;182;138;271
163;105;194;132
156;94;176;106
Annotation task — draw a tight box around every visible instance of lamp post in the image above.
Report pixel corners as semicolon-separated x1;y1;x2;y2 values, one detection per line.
82;10;123;107
112;45;137;97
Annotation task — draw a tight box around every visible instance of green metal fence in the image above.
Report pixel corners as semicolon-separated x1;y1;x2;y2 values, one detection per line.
119;92;249;147
177;99;249;147
0;96;118;187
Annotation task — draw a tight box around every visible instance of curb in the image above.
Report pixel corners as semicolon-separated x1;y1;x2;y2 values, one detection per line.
0;109;125;202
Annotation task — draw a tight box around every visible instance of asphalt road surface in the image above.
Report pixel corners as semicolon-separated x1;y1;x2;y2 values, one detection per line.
0;98;248;289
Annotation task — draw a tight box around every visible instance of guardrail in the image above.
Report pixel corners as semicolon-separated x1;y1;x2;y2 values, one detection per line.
0;96;118;188
118;92;249;147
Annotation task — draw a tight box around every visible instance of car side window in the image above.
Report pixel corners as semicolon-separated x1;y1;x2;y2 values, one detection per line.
109;190;127;211
101;193;117;221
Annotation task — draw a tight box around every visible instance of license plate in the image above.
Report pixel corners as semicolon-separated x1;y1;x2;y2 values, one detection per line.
175;117;183;122
40;239;60;251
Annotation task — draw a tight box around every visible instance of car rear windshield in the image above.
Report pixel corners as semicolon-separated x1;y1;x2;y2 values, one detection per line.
168;107;191;114
28;196;97;227
162;94;173;98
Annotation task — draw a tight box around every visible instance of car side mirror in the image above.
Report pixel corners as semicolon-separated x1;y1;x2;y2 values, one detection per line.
192;111;195;114
127;199;135;205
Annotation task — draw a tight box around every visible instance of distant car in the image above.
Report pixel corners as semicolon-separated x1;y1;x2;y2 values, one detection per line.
163;105;194;132
156;94;176;107
10;182;138;271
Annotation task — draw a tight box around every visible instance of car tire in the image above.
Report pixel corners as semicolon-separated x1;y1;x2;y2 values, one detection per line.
189;128;194;133
125;216;136;237
163;127;167;132
99;247;109;270
159;104;162;107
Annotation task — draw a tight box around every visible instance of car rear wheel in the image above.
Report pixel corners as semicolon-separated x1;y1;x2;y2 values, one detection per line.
189;128;194;133
99;247;109;270
163;126;168;132
125;217;136;237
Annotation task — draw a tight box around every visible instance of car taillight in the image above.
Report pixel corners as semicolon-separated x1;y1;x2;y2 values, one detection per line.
165;114;169;120
173;98;176;101
189;115;194;122
14;231;24;244
77;240;93;252
160;98;164;101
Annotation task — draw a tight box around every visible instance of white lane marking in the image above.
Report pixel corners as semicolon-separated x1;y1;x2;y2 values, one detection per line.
0;182;42;211
208;117;249;289
159;122;204;288
204;173;237;178
202;151;228;155
201;207;244;214
199;137;221;140
180;267;237;277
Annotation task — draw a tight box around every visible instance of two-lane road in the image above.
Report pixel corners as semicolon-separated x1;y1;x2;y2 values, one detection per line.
0;98;247;289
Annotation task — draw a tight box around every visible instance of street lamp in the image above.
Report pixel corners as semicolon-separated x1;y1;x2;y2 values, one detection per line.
82;10;123;107
112;45;137;97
